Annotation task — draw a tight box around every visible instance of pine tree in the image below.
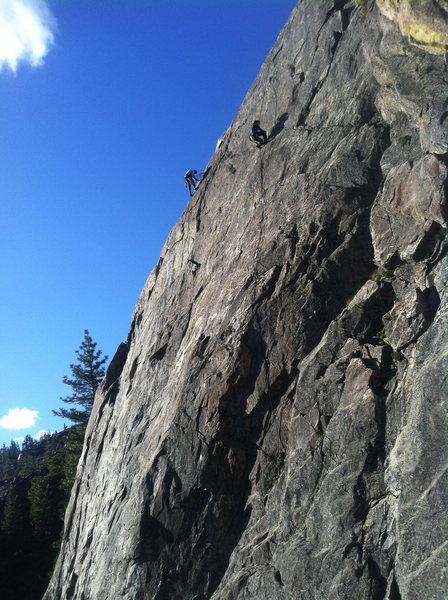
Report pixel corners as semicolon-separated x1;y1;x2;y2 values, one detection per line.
0;441;20;480
53;330;108;425
1;488;25;537
17;435;40;478
61;424;86;496
0;430;74;600
28;476;53;539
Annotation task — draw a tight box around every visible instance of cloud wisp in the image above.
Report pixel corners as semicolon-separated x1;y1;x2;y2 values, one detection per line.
35;429;50;439
0;407;39;430
0;0;56;73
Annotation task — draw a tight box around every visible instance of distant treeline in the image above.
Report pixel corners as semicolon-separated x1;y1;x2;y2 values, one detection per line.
0;426;84;600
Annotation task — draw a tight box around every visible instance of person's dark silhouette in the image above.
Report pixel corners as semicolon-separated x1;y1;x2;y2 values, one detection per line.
184;170;200;196
250;120;268;148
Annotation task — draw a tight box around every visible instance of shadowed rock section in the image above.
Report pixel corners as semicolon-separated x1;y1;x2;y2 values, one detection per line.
44;1;447;599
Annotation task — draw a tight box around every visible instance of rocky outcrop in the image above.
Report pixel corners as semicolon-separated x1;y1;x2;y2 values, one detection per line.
44;1;447;599
377;0;448;53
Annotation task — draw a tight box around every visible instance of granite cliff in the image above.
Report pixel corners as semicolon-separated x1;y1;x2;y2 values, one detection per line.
44;1;448;599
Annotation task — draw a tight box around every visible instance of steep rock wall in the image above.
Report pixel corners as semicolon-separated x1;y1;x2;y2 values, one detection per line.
44;1;447;599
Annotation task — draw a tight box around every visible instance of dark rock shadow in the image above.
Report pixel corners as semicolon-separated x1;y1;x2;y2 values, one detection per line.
268;112;289;142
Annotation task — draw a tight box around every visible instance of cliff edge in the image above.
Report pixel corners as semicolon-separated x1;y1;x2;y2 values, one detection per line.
44;1;448;599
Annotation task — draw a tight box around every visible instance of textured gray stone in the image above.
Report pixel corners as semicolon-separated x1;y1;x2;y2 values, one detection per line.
44;1;448;599
371;155;447;265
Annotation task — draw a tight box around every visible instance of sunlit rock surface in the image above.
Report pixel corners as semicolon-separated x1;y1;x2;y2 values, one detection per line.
377;0;448;53
44;1;447;599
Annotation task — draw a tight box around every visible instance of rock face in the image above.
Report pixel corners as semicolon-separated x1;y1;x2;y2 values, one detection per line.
44;1;447;599
377;0;448;54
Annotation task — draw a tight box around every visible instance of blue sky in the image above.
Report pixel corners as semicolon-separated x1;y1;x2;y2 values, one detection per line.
0;0;297;447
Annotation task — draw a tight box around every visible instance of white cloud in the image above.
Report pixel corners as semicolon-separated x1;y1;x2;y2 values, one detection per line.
0;408;39;429
0;0;56;73
35;429;49;439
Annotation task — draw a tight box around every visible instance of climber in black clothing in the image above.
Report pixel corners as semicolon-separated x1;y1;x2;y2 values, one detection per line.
250;120;268;148
184;169;200;196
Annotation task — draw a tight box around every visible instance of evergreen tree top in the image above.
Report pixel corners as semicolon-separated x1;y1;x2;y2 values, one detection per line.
53;330;108;425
